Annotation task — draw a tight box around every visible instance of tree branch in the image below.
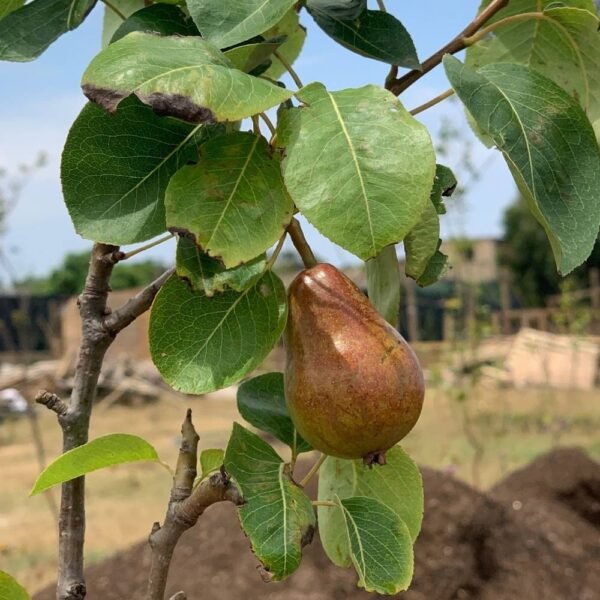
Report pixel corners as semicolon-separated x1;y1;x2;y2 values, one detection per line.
387;0;510;95
45;245;173;600
104;267;175;335
54;242;118;600
146;411;243;600
287;219;317;268
36;390;69;416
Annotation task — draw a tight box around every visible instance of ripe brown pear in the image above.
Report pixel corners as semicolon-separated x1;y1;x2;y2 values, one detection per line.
284;263;424;461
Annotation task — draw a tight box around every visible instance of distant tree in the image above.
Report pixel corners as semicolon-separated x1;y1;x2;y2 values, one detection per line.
16;250;166;295
0;153;47;287
502;196;600;307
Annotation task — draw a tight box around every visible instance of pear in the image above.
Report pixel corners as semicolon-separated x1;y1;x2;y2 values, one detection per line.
284;263;424;462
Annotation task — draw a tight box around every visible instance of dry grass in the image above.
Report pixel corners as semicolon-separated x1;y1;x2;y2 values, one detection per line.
1;383;599;594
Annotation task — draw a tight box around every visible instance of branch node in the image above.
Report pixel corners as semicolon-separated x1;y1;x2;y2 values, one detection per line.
64;582;86;600
35;390;69;416
103;267;175;335
388;0;509;95
102;249;125;265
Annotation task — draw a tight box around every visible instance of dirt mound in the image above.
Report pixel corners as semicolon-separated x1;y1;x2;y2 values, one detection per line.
34;448;600;600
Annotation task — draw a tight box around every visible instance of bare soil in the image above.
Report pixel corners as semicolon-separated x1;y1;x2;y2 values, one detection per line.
34;447;600;600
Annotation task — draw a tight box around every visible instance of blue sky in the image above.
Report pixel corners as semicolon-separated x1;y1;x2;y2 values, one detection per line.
0;1;514;281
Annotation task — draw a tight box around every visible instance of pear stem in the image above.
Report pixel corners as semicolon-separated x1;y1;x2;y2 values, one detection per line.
299;453;327;487
288;218;317;268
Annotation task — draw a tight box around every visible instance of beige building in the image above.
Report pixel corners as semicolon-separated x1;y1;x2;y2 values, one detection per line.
440;237;501;284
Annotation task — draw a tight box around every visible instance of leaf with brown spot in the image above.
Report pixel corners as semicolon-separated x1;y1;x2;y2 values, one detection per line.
225;423;315;580
166;132;294;268
176;237;266;297
61;97;222;245
81;32;293;123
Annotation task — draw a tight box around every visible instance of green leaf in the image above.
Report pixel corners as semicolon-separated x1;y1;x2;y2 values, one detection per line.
262;10;307;79
416;249;449;287
0;0;24;20
224;39;283;73
225;423;315;580
335;496;414;594
365;245;400;328
187;0;297;49
102;0;144;47
308;6;420;68
0;0;96;62
0;571;30;600
430;164;457;215
81;32;294;123
404;165;456;283
199;448;224;479
176;237;266;297
444;56;600;275
306;0;365;20
237;372;311;454
466;0;600;138
404;203;441;282
279;83;436;260
317;446;423;566
111;4;199;44
166;132;294;268
61;97;216;245
31;434;159;495
149;272;287;394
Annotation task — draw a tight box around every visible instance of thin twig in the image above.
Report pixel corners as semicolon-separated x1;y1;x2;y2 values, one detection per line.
119;234;174;262
36;390;69;416
259;112;276;136
300;453;326;487
410;88;455;116
266;233;287;270
385;64;398;90
463;12;544;46
100;0;127;20
388;0;510;95
104;267;175;335
287;219;317;268
274;50;304;89
290;430;299;471
251;114;261;136
146;411;243;600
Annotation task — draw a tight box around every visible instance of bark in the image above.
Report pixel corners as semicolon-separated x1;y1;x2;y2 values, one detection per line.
37;244;174;600
146;411;243;600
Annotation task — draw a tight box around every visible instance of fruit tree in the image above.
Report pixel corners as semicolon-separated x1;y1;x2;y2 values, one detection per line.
1;0;599;599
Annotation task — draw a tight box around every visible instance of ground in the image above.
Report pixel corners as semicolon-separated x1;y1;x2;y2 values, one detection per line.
1;381;599;595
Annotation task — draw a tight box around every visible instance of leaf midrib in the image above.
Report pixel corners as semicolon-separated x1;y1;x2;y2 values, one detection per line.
213;0;283;46
474;65;538;219
486;7;593;109
205;135;261;250
97;123;202;221
177;274;267;378
278;462;289;574
326;92;376;255
340;500;368;585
